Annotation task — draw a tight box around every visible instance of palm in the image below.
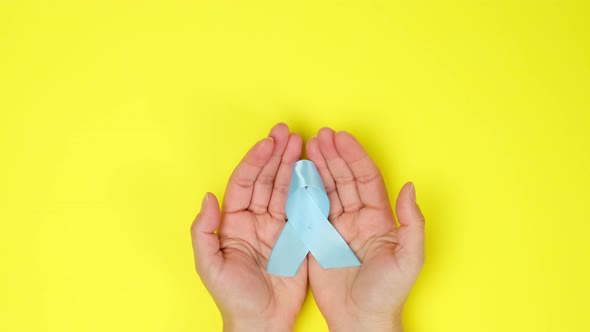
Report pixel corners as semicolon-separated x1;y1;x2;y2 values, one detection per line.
311;210;414;316
191;123;307;327
215;211;307;318
306;128;425;327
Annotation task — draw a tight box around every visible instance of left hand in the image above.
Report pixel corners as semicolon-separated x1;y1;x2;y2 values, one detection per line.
306;127;425;332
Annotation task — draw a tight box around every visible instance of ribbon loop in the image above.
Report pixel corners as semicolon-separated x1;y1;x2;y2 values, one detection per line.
267;160;361;276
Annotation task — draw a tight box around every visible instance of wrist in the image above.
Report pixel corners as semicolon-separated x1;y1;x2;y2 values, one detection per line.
222;314;295;332
326;308;403;332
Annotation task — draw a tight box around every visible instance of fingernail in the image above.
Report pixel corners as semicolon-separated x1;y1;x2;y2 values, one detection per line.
409;182;416;203
201;193;209;210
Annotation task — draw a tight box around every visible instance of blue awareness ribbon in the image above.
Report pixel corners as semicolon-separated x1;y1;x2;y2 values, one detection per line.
267;160;361;276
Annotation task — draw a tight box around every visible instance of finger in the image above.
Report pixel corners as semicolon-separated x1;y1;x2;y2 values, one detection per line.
395;182;425;270
306;136;344;218
191;193;223;274
334;130;391;209
248;123;291;214
317;127;363;212
268;133;303;219
222;137;274;213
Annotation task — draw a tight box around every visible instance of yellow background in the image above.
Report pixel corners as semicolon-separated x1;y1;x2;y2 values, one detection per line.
1;1;589;331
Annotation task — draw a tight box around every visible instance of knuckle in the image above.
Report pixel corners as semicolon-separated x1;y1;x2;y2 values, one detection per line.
272;181;290;194
333;174;355;184
356;172;381;184
231;177;254;189
343;202;364;212
256;173;276;185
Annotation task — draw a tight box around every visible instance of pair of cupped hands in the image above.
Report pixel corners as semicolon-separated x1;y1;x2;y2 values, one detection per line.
191;123;425;332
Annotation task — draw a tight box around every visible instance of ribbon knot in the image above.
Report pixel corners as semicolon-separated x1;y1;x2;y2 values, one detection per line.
267;160;361;276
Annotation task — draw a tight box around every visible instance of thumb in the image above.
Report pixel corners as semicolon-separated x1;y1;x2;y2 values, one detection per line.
395;182;425;270
190;192;223;274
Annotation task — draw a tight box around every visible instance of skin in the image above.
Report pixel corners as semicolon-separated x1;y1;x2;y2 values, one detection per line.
191;123;425;331
306;128;425;332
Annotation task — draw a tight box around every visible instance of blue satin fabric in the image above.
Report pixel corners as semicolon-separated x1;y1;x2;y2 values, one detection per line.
267;160;361;276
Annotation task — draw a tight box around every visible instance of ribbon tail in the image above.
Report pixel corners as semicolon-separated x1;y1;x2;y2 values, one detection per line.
292;189;361;269
267;222;309;276
307;217;362;269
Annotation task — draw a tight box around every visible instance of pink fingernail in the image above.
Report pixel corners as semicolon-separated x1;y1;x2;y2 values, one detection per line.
201;193;209;210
